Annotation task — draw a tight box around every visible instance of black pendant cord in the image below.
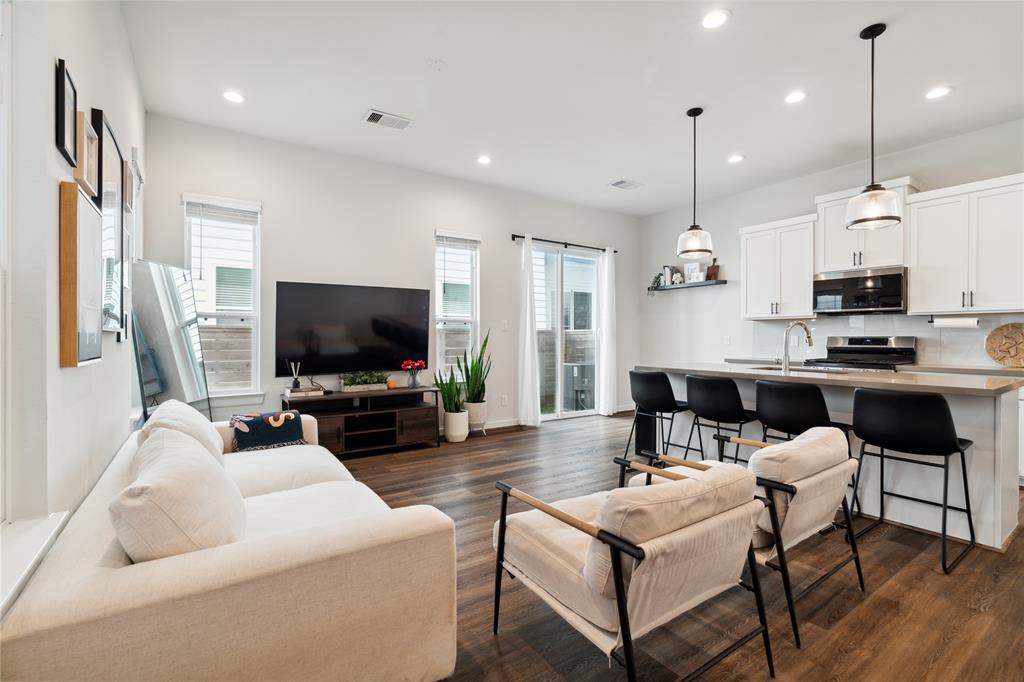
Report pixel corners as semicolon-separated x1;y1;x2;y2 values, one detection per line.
692;113;697;227
870;34;875;185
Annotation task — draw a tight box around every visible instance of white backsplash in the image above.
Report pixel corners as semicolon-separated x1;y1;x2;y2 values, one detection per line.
750;313;1024;367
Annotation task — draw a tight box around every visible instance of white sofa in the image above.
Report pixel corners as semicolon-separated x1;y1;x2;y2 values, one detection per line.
1;414;457;681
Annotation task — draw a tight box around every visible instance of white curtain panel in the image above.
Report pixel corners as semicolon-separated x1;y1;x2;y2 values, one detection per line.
597;247;617;416
517;235;541;426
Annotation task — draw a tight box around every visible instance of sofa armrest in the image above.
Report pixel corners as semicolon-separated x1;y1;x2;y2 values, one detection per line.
214;413;319;452
2;505;455;681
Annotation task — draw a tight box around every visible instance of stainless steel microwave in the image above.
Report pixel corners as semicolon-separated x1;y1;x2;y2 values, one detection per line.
812;266;907;314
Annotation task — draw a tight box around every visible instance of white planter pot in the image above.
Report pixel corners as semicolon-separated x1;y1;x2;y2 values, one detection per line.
443;410;469;443
466;401;488;434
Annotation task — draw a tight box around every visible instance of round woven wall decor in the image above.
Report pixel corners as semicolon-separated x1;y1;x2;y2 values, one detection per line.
985;323;1024;368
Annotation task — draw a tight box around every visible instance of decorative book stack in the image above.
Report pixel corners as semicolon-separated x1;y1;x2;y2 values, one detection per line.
284;386;324;399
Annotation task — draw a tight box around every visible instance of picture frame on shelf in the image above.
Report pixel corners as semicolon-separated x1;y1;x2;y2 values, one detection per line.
91;108;125;334
55;59;77;167
59;181;103;367
74;112;99;197
683;262;705;283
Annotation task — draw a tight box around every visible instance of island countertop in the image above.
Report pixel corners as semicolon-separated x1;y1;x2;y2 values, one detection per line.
635;362;1024;397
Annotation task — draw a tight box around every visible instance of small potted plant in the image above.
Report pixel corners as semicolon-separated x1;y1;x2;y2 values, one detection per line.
340;370;390;392
401;359;426;388
434;366;468;443
457;331;492;435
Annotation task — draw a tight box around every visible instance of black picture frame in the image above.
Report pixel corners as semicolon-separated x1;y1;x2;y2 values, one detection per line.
91;108;125;334
55;59;77;167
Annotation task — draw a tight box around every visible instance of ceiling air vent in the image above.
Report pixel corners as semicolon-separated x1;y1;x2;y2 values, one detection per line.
610;179;642;190
364;109;413;130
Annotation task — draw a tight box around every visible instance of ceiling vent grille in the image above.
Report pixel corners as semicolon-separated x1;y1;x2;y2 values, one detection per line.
364;109;412;130
610;179;643;190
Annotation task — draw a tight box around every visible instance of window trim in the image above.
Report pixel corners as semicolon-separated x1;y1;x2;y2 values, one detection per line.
434;235;480;376
182;194;261;397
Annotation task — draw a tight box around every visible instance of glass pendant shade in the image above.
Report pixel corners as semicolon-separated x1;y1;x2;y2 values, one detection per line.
846;184;902;230
676;225;713;259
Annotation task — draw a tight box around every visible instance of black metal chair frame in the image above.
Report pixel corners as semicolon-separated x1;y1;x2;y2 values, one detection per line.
850;440;976;574
623;406;702;459
685;415;757;463
493;470;775;682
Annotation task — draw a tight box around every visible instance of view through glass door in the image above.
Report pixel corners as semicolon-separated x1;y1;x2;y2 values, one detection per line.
533;247;598;419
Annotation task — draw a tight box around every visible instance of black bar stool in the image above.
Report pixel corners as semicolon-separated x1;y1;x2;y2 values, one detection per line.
623;371;699;458
754;380;852;446
684;375;757;462
851;388;976;574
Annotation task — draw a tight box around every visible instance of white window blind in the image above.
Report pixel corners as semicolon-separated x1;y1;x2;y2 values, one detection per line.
184;198;260;394
434;235;479;376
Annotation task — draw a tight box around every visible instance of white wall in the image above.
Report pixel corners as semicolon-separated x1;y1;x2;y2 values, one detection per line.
639;118;1024;367
143;115;641;423
9;2;144;518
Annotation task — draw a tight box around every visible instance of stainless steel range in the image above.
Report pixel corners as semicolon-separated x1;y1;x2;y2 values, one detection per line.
802;336;916;372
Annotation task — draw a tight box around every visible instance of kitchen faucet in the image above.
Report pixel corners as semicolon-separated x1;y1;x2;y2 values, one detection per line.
783;321;813;373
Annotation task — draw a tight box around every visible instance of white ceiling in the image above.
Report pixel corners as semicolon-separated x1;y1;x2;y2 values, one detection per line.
121;1;1024;217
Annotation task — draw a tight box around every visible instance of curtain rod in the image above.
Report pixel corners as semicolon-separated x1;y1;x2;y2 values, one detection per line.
510;234;617;254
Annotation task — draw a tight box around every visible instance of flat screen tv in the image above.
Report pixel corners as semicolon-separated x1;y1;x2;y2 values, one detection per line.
275;282;430;377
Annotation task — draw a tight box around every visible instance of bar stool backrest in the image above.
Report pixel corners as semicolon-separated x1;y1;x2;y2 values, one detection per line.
853;388;960;456
629;370;679;414
755;380;831;436
686;375;746;423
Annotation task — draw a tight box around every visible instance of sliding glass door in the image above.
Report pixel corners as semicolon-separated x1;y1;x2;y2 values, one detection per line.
533;246;598;419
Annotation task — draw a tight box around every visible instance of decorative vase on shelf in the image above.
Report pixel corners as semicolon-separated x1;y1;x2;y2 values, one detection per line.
401;359;426;388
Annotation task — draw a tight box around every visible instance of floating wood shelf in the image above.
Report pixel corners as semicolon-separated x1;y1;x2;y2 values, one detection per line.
648;280;728;292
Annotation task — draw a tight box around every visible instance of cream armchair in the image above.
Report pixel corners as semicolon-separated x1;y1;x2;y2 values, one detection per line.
635;426;865;649
492;461;775;681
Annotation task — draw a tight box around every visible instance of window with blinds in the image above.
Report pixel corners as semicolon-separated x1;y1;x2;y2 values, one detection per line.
184;197;260;394
434;235;479;376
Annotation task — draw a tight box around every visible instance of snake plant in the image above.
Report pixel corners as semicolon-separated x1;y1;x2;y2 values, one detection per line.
457;330;492;403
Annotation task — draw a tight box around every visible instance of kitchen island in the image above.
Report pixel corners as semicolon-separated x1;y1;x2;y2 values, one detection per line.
634;362;1024;551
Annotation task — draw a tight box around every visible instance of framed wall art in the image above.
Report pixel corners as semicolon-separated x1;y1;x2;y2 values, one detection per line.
59;181;103;367
91;108;125;334
55;59;77;167
74;111;99;197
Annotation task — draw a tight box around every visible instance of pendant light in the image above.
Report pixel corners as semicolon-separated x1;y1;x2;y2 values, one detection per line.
846;23;901;230
677;107;713;259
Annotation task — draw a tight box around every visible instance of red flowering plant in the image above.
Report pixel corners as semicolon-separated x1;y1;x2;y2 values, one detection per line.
401;359;426;388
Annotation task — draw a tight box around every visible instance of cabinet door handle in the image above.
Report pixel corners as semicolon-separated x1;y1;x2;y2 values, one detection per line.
853;251;856;266
859;251;863;266
962;291;966;308
970;291;974;307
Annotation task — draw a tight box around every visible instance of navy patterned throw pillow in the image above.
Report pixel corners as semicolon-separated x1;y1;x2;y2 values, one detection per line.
230;410;306;452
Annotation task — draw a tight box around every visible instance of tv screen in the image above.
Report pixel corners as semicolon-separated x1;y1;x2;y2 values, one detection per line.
275;282;430;377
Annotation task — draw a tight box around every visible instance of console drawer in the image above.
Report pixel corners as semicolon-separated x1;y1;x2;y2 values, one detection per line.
396;406;438;445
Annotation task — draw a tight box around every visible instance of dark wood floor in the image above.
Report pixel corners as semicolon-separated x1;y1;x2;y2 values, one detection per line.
346;414;1024;681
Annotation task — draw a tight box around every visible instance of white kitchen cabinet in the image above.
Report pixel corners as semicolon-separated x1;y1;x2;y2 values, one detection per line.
907;174;1024;315
814;177;918;273
739;214;815;320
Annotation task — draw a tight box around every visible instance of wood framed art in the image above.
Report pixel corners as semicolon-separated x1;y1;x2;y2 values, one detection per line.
123;159;135;214
59;181;103;367
91;108;125;333
55;59;77;167
74;112;99;197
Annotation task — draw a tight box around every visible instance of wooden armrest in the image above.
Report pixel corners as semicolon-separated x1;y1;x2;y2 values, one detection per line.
507;488;600;538
657;454;712;471
729;436;770;449
625;460;690;481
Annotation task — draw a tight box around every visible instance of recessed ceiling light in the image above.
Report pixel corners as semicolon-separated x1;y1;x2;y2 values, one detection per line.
477;154;492;166
702;9;730;29
925;85;951;100
784;91;806;104
222;90;245;104
728;154;745;164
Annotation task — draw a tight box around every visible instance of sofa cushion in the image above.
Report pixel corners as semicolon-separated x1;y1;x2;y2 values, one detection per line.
245;481;390;539
229;410;306;452
747;427;848;484
109;428;246;562
224;444;354;497
139;399;224;464
493;491;620;631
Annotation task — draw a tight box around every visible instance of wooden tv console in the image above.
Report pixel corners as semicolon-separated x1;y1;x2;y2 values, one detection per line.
281;386;440;458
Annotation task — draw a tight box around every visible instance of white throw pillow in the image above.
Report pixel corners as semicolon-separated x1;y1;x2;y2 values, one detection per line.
110;428;246;562
138;399;224;464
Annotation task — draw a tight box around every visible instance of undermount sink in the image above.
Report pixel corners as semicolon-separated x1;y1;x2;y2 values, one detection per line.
751;365;850;374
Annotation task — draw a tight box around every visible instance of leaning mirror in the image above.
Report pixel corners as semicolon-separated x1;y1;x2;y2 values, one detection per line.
132;260;213;420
